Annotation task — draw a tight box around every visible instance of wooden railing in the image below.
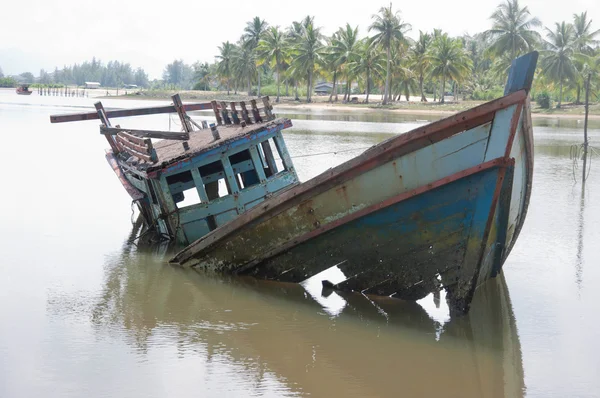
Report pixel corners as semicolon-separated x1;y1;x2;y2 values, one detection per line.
211;97;275;126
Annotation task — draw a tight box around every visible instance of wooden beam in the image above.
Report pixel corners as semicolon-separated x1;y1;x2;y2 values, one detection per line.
239;101;252;124
211;101;222;125
172;94;193;133
100;126;189;140
94;102;121;154
51;101;215;123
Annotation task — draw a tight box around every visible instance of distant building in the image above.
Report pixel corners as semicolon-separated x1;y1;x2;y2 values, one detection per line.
85;82;101;89
314;82;333;95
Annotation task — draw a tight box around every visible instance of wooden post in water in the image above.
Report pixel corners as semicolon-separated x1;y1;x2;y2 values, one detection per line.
582;73;591;184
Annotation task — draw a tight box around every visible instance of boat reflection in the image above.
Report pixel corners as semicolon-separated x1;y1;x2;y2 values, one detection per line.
90;224;525;397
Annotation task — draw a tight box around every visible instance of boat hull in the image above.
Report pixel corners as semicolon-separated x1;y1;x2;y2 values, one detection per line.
171;91;533;314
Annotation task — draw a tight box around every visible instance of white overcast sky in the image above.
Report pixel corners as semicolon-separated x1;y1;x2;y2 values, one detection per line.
1;0;598;79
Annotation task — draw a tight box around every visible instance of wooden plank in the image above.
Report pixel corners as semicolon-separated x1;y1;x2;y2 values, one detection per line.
504;51;539;95
94;102;121;154
116;135;150;154
260;140;278;174
262;96;273;120
172;94;193;132
230;102;240;124
220;101;232;124
51;101;214;123
211;101;222;125
249;145;267;182
119;145;154;163
250;99;262;123
100;126;189;140
239;101;252;124
117;131;150;147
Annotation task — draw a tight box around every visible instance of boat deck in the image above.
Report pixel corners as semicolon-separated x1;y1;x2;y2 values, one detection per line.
131;118;292;172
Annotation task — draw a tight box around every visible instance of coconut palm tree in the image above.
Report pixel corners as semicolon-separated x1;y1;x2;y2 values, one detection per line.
323;33;342;102
541;22;577;108
258;27;287;102
484;0;542;60
573;12;600;54
428;34;473;103
572;12;600;103
331;24;360;101
291;22;325;103
369;5;411;104
216;41;234;94
233;42;257;96
348;39;386;103
243;17;269;96
409;31;432;101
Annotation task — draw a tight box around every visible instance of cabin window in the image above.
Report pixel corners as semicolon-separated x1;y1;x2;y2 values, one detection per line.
229;149;260;190
166;171;202;209
198;160;231;199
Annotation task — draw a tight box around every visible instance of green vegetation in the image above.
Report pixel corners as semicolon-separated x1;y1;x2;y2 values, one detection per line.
2;0;599;112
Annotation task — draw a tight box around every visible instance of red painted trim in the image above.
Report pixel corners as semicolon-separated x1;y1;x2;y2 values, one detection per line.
230;157;513;273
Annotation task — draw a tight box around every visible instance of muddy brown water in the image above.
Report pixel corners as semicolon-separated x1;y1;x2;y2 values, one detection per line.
1;89;599;397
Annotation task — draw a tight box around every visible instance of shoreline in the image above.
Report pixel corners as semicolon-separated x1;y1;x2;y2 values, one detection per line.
106;93;600;120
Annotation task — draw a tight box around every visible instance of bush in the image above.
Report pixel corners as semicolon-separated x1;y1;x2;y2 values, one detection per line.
536;91;551;109
471;87;504;101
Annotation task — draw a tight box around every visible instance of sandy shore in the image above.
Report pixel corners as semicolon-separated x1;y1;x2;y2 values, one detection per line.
273;102;600;120
100;91;600;120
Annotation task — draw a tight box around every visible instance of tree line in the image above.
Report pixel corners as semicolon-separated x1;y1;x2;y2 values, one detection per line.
2;0;599;109
0;58;150;89
204;0;599;107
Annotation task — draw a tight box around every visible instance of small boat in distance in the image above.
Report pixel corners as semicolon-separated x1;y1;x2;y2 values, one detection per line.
170;52;539;315
16;84;33;95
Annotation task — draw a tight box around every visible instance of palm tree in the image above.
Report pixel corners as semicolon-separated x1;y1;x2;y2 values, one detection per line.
258;27;287;102
232;43;257;96
348;39;386;103
243;17;269;96
572;12;600;103
541;22;577;108
291;22;325;103
216;42;234;94
323;33;342;102
428;34;473;103
573;12;600;53
484;0;542;60
331;24;360;101
369;5;411;104
409;31;432;101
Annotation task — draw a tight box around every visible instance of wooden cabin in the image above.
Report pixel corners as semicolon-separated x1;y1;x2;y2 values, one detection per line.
51;95;298;245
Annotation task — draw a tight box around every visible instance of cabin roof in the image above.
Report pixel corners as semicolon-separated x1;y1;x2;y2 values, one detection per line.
143;117;292;172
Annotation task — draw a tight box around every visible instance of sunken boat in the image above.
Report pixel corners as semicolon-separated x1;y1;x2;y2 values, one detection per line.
50;96;299;245
170;51;539;315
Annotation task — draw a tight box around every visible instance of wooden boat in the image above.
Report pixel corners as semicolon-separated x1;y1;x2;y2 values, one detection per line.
50;96;299;245
170;51;539;315
16;84;33;95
